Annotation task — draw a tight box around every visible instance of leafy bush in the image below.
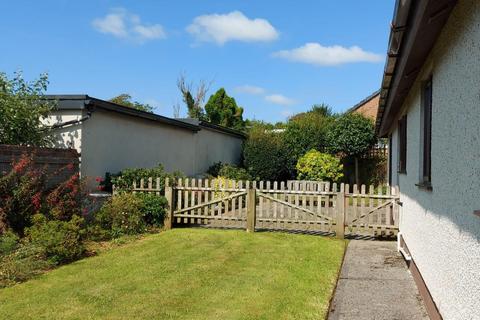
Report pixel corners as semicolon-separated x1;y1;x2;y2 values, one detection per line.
207;162;251;181
136;193;168;226
296;150;344;182
283;105;333;177
218;164;251;181
26;214;85;264
243;123;289;181
0;154;46;234
45;173;87;221
110;164;184;193
0;154;83;235
206;162;223;177
0;231;19;256
0;242;53;288
95;193;146;238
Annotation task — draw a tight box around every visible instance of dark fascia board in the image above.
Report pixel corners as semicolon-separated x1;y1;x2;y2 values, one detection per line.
199;121;247;139
376;0;457;137
346;90;381;114
46;95;246;137
45;95;200;132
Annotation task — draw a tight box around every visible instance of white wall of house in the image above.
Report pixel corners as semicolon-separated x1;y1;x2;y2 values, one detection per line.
194;126;243;174
388;1;480;319
81;109;197;179
47;108;244;185
43;109;85;153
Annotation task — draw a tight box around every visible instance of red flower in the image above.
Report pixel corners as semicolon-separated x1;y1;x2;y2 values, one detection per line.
66;163;74;170
13;156;30;173
31;192;42;210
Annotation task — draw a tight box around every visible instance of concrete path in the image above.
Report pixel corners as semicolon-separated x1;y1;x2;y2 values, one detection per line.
328;240;428;320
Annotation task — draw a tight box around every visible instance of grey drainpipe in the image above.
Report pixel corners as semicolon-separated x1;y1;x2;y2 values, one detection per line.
51;99;95;129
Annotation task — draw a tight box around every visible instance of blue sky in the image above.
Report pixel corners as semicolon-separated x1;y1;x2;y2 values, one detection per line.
0;1;394;122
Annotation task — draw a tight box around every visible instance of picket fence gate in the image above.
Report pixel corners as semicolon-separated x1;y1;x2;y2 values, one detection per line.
127;178;400;238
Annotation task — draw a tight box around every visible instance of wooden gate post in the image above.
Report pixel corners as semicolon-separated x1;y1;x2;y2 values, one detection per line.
164;178;175;230
246;184;256;232
335;189;345;239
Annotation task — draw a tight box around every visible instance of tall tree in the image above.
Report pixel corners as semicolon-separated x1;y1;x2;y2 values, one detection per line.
109;94;153;113
176;73;210;119
204;88;245;130
0;71;55;146
326;113;377;185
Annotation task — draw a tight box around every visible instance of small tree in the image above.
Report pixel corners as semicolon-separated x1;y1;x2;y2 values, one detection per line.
327;113;376;185
177;73;210;119
296;150;343;182
109;94;153;113
204;88;245;130
0;71;55;146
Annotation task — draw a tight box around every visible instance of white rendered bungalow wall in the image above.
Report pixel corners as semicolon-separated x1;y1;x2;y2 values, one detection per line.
46;108;243;185
387;1;480;319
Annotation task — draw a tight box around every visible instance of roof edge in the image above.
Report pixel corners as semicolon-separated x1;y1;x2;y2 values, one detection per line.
347;90;380;114
199;121;247;139
376;0;457;137
46;95;246;137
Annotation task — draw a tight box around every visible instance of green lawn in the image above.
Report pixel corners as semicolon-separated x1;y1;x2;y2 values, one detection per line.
0;228;345;320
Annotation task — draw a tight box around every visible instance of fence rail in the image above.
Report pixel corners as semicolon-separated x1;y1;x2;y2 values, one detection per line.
127;178;400;238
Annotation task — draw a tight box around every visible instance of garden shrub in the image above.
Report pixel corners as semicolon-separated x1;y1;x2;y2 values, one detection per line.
296;150;344;182
0;231;19;256
95;193;146;238
109;164;184;193
283;106;333;177
218;164;251;181
0;154;46;234
0;154;84;235
206;162;223;177
0;242;53;288
136;193;168;226
206;162;251;181
26;214;85;264
243;123;289;181
45;173;87;221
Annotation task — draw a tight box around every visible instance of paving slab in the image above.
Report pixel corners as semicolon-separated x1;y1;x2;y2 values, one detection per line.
328;240;429;320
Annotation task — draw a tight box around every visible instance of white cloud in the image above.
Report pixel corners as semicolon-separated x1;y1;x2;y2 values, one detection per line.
92;10;128;38
234;85;265;95
132;25;165;40
265;94;296;106
187;11;279;45
272;42;383;66
92;8;166;43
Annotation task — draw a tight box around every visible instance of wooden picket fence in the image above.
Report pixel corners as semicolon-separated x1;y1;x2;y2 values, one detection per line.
126;178;400;238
